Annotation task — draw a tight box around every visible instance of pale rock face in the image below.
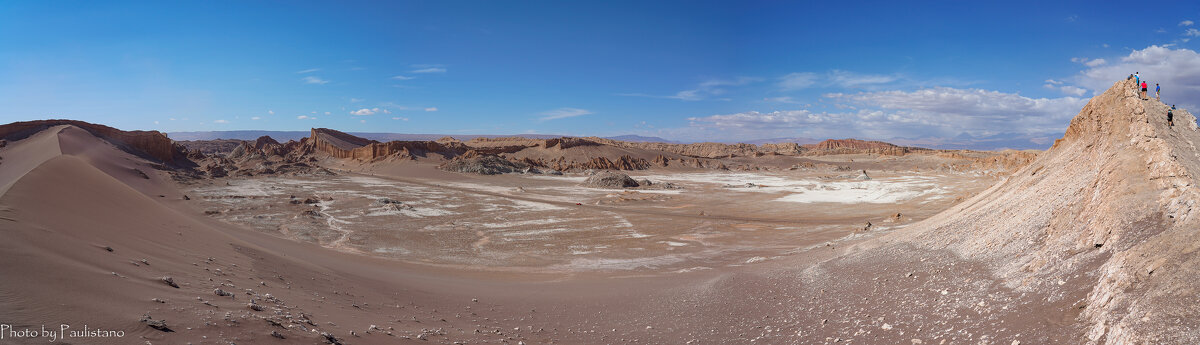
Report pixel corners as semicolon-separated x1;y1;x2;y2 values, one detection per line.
892;79;1200;344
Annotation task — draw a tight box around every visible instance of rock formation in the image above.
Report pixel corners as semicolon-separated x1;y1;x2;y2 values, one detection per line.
0;119;189;165
894;79;1200;344
582;171;640;188
304;128;467;161
803;138;915;155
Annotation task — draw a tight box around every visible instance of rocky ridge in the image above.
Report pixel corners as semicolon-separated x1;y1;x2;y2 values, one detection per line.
888;79;1200;344
0;119;189;165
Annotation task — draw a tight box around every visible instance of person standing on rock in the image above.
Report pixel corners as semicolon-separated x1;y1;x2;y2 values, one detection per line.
1168;108;1175;127
1135;72;1140;86
1141;81;1148;99
1156;83;1161;100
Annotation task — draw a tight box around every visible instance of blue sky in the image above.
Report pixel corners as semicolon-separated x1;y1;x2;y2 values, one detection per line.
3;1;1200;146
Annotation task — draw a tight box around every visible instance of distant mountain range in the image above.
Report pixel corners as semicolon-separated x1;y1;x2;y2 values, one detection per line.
167;131;679;144
167;130;1061;151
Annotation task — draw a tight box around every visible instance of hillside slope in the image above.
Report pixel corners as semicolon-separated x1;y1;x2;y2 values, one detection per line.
887;79;1200;343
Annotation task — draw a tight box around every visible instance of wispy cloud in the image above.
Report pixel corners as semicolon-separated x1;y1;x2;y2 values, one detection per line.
411;64;447;73
392;117;409;121
539;107;592;121
620;77;760;101
1181;20;1194;27
829;70;899;88
763;96;805;104
350;108;389;116
296;68;321;74
302;76;329;84
251;116;261;120
778;72;817;90
1187;28;1200;37
213;119;229;124
424;107;438;112
350;98;364;103
778;70;899;91
391;75;415;80
297;115;316;120
350;108;374;116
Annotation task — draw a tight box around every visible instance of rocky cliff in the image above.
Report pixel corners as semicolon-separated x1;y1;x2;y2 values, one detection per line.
803;138;916;155
0;119;188;165
305;128;468;161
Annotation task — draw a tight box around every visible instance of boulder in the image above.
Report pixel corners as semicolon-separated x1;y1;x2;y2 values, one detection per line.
582;171;640;188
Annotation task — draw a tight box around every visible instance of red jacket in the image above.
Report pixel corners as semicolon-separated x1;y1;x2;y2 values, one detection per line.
1142;82;1148;88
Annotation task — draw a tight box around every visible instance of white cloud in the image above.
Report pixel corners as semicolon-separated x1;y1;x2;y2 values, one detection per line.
778;70;899;90
350;108;389;116
251;116;261;120
214;119;229;124
827;70;899;88
688;110;835;129
778;72;817;90
297;115;316;120
1076;45;1200;109
350;98;364;103
411;64;447;73
764;96;804;104
392;75;415;80
324;111;331;115
620;77;759;101
1181;20;1194;27
424;107;438;112
539;107;592;121
1071;57;1107;67
268;110;274;115
296;68;320;74
153;120;159;125
1044;80;1089;96
1187;28;1200;37
392;117;409;121
1059;85;1088;96
360;119;366;123
302;76;329;84
824;87;1086;136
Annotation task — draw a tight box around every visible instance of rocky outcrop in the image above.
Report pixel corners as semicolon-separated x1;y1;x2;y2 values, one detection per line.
0;119;189;165
439;153;530;175
802;139;915;155
177;139;245;155
936;150;1039;175
521;155;652;172
306;128;468;161
582;171;640;188
587;138;767;158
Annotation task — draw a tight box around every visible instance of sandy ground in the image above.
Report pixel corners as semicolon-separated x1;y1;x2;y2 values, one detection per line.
182;165;993;276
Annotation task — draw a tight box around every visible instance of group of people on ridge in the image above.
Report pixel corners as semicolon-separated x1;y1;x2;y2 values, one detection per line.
1130;72;1177;127
1132;72;1161;100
